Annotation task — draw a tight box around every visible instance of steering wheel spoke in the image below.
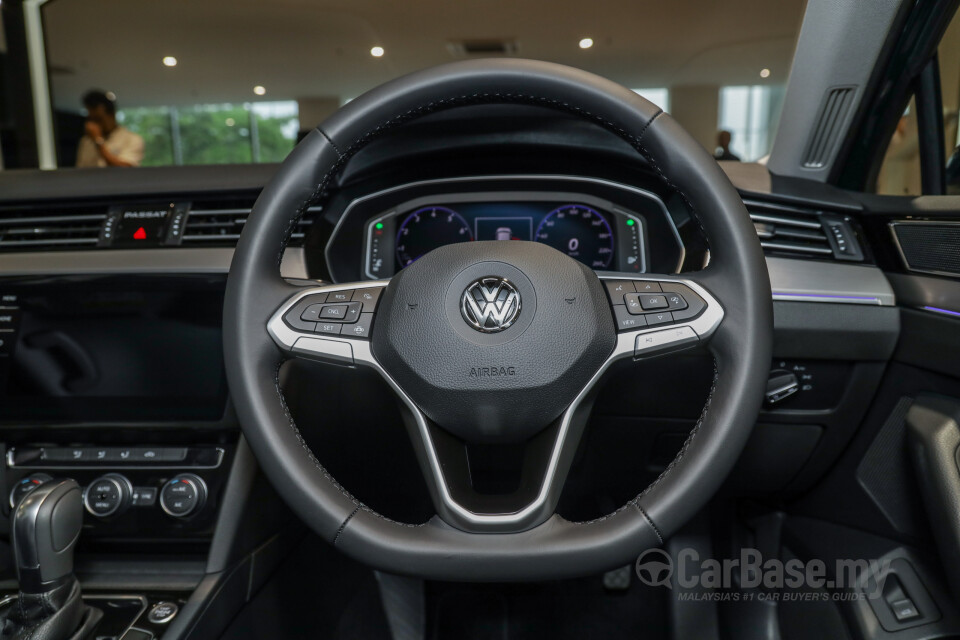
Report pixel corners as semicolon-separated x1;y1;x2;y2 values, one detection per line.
267;280;389;366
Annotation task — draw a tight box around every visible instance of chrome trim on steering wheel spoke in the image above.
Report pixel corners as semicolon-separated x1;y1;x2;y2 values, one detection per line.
266;274;723;533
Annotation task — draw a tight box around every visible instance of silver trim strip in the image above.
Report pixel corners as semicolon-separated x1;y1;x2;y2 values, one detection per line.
766;256;895;306
0;247;308;279
324;175;685;280
267;276;723;531
889;220;960;279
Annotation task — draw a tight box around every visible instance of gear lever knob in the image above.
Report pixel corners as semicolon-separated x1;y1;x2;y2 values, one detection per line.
11;479;83;593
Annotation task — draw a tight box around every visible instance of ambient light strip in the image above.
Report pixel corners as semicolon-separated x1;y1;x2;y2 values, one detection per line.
922;306;960;319
772;292;883;305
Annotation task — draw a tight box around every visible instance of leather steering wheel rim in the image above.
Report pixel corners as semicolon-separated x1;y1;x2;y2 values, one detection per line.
224;58;773;581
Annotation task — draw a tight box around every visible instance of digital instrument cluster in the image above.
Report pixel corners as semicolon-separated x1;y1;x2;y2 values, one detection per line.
364;195;647;278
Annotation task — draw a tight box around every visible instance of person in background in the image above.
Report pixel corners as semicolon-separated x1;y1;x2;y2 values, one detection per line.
714;130;741;161
75;90;144;167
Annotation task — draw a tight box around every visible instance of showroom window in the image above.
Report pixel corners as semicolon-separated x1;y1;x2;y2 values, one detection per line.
115;101;299;167
873;6;960;195
718;85;786;162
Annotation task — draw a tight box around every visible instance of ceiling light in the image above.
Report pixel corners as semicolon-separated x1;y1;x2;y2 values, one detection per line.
162;56;178;67
370;46;385;58
253;85;266;96
760;68;771;78
579;38;594;49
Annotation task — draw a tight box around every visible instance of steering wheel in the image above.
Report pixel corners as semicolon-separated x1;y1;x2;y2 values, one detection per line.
224;59;772;581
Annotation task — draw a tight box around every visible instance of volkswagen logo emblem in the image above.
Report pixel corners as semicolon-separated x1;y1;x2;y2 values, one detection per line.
461;277;521;333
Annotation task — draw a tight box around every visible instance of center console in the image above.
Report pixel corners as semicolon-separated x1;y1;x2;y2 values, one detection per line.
0;273;257;640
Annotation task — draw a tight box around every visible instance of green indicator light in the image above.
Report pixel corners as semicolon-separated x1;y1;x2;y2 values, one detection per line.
626;219;635;226
375;223;384;230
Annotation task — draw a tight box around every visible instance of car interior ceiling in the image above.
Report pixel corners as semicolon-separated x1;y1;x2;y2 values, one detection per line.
3;0;960;639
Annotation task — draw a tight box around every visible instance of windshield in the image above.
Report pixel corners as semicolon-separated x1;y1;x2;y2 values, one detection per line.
1;0;805;169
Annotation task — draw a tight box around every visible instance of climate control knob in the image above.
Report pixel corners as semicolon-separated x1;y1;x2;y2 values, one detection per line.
160;474;207;518
83;473;133;517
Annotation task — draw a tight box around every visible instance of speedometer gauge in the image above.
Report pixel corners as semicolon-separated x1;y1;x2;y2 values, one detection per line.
396;206;473;267
534;205;614;268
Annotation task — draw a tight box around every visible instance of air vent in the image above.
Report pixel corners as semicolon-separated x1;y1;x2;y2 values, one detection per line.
0;205;106;251
447;39;519;57
801;86;856;169
743;198;863;261
182;202;317;246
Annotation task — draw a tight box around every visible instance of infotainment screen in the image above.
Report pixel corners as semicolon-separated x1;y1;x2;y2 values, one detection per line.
0;275;228;421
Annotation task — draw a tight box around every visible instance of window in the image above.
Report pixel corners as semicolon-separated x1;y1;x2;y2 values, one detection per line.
116;102;299;167
718;85;786;162
2;0;805;169
874;8;960;195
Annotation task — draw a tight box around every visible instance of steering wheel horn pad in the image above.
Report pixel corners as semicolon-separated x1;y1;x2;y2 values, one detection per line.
224;58;772;581
373;240;614;444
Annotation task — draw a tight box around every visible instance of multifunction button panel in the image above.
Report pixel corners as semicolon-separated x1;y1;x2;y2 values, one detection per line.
601;277;720;359
282;287;381;340
605;279;706;331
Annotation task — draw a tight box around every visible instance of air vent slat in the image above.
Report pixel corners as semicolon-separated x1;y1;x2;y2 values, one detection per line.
760;241;833;255
182;201;311;247
0;207;106;251
742;198;861;262
0;237;99;247
802;86;856;169
749;213;822;230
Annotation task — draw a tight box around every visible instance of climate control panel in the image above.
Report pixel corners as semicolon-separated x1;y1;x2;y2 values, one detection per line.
4;444;230;540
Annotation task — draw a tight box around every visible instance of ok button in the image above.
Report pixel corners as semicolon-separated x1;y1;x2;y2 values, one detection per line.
320;304;348;320
639;294;668;310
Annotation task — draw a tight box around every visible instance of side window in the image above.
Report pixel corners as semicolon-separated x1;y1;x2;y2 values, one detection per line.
875;14;960;196
941;13;960;194
875;11;960;195
876;97;922;195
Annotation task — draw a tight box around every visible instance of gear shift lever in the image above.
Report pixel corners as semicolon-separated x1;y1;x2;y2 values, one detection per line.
12;478;83;593
0;479;101;640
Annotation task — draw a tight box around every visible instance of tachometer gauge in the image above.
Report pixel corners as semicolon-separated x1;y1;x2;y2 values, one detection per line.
396;206;473;267
534;205;614;268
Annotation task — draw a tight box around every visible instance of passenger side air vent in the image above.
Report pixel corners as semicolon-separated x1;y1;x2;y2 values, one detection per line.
743;198;864;262
0;205;106;251
801;86;856;169
182;201;317;246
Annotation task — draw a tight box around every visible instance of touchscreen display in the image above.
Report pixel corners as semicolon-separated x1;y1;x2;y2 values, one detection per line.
0;275;227;421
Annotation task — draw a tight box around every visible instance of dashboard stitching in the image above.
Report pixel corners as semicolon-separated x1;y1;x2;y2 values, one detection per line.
632;358;719;505
275;93;718;529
